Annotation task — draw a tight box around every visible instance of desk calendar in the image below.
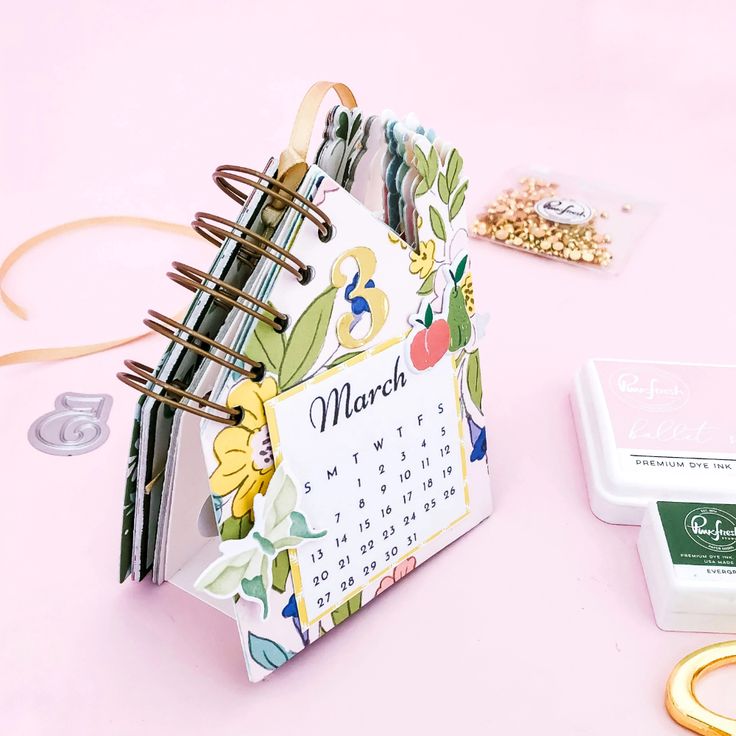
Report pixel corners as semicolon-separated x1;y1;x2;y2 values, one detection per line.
118;82;493;682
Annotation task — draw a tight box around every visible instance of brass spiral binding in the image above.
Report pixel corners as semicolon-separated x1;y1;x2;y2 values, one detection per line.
193;211;315;284
117;361;240;425
118;160;331;422
117;278;270;424
212;165;334;242
168;261;289;333
143;310;262;380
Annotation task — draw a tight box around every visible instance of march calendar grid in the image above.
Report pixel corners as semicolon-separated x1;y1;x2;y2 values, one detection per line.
265;337;471;627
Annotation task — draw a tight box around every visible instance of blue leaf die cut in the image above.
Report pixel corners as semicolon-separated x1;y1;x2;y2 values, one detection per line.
247;632;294;671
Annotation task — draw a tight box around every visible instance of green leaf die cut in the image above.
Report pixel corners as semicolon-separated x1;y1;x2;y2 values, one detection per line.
466;350;483;411
450;180;468;222
280;286;338;390
427;146;439;188
331;591;363;627
446;149;463;192
438;172;450;204
327;350;364;368
414;146;429;179
246;316;286;375
247;632;294;671
220;512;254;541
429;205;447;242
271;549;291;593
417;269;437;296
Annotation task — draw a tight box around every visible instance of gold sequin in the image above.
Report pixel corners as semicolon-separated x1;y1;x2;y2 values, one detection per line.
472;178;614;268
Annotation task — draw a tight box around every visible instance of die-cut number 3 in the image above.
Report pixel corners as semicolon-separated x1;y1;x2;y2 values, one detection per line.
331;247;389;349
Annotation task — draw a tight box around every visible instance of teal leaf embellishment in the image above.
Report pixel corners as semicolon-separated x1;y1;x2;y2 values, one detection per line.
280;286;337;390
417;269;437;296
252;532;275;556
246;317;286;375
289;511;327;539
450;180;468;222
247;632;294;671
331;592;362;626
196;466;325;616
242;574;269;617
466;349;483;411
429;205;447;242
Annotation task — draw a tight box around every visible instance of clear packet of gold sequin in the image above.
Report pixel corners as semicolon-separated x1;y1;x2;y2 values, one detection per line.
471;167;658;274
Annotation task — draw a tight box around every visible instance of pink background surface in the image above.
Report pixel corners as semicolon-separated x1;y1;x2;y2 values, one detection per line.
1;2;735;733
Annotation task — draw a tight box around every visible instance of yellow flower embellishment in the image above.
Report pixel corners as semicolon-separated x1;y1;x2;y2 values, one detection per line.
460;272;475;316
387;230;408;249
409;239;436;278
210;377;279;518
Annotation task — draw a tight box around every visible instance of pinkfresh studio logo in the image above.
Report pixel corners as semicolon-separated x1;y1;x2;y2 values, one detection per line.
612;367;690;413
685;507;736;553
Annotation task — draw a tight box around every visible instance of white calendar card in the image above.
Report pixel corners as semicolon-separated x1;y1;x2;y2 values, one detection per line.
266;336;471;627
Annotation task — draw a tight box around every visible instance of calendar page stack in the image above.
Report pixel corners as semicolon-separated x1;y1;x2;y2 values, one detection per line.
118;81;492;681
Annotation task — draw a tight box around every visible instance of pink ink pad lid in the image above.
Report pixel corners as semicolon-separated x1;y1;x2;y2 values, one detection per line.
572;359;736;525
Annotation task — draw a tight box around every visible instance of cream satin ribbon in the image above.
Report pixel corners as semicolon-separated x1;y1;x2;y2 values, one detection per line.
278;81;357;178
0;216;199;367
0;81;359;368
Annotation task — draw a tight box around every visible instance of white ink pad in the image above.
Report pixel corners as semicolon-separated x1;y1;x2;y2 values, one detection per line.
572;360;736;525
638;501;736;633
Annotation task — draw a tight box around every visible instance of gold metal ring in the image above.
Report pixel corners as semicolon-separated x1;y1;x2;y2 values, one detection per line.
192;212;310;282
144;310;259;379
666;641;736;735
116;367;239;425
169;260;288;332
212;164;332;240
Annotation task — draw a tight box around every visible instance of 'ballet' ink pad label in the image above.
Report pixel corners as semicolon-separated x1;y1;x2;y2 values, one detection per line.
572;360;736;525
596;361;736;480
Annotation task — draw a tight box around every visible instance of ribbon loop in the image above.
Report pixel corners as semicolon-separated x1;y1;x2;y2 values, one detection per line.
278;81;357;179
